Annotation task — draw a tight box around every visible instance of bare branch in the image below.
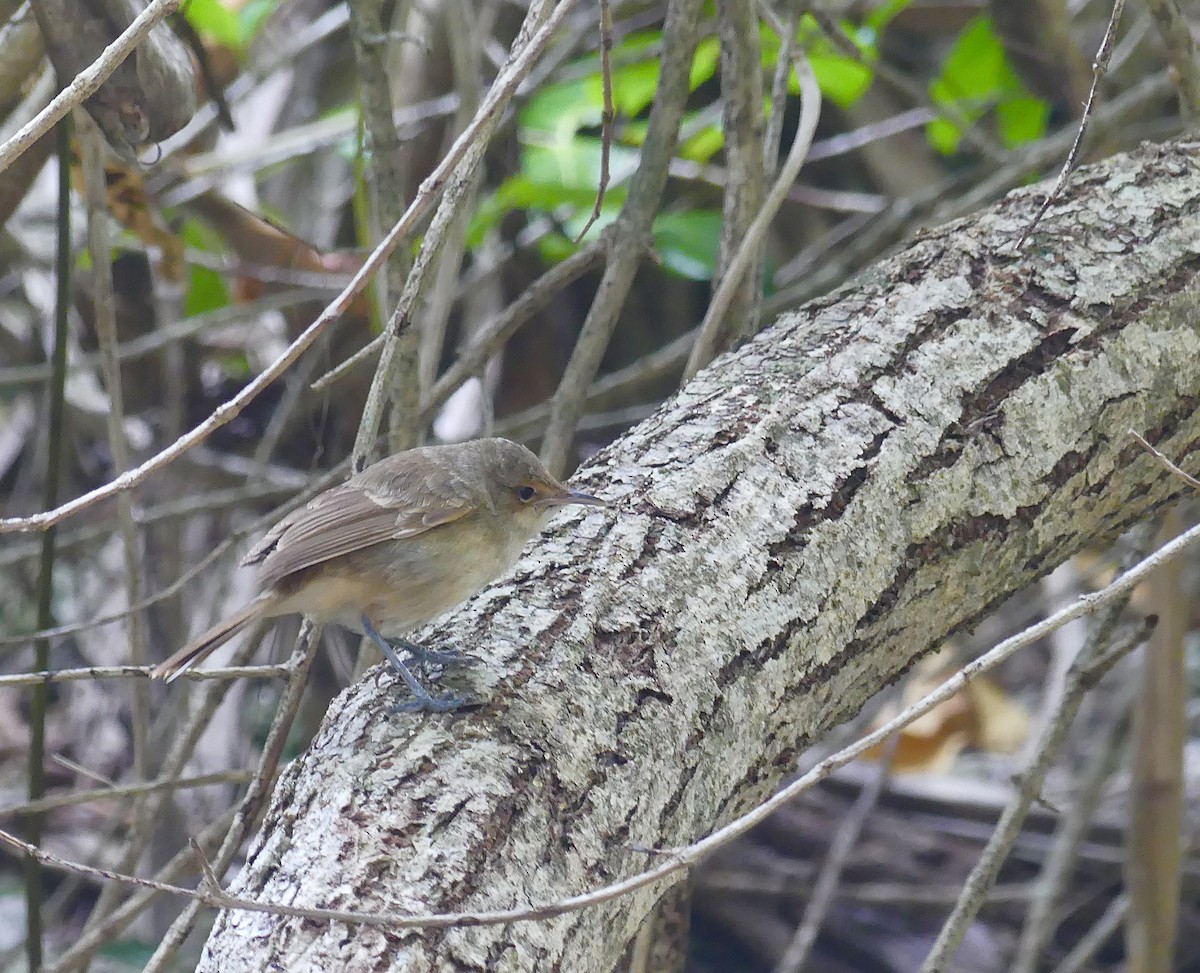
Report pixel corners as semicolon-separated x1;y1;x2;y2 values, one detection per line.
685;20;821;379
1014;0;1125;250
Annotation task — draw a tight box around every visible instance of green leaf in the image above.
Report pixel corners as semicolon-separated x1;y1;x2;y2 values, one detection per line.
926;15;1050;155
996;96;1050;147
939;16;1009;99
181;220;230;318
522;29;719;138
690;35;721;90
536;231;582;264
865;0;914;34
925;116;963;155
804;52;873;107
521;80;602;136
609;60;662;118
474;25;735;258
524;140;639;194
652;210;722;281
620;119;649;146
763;17;874;108
679;122;723;162
466;140;633;247
562;206;621;244
184;0;242;49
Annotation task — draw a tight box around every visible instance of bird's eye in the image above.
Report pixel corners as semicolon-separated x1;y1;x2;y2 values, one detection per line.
517;485;537;503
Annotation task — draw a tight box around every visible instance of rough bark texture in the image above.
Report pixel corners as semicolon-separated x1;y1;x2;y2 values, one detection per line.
197;139;1200;972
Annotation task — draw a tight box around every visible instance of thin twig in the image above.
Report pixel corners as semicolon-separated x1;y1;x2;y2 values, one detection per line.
1130;428;1200;490
414;0;487;401
1143;0;1200;118
189;837;224;893
1013;0;1125;250
0;770;256;819
1012;695;1132;973
24;110;73;973
573;0;614;242
78;117;154;866
1125;510;1187;971
347;0;414;419
773;733;899;973
168;11;234;129
0;664;291;689
49;754;114;790
1052;895;1129;973
763;6;799;168
707;0;766;351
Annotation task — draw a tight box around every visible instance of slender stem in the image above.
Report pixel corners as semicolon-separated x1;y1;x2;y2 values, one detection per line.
26;114;73;973
71;121;153;942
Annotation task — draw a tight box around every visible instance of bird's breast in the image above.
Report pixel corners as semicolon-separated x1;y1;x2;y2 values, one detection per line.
350;515;534;636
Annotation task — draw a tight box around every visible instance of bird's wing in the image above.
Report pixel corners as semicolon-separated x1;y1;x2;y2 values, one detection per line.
244;479;473;590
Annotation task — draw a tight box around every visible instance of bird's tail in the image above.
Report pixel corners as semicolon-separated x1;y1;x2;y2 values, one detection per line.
151;594;277;683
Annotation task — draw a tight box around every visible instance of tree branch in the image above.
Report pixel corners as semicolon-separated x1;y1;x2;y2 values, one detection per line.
196;138;1200;972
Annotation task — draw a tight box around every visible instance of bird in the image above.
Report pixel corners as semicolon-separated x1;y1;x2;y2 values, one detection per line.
150;438;605;710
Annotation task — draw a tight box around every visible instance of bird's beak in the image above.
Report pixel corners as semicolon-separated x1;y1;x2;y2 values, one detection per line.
549;488;607;508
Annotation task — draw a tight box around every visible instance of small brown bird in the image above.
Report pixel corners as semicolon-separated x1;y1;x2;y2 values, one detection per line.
151;438;605;710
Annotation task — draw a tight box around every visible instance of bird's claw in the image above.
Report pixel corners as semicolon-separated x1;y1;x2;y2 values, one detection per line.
402;644;463;669
391;691;469;714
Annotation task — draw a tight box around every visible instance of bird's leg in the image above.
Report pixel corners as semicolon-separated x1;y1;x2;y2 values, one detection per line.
391;636;462;669
361;615;465;713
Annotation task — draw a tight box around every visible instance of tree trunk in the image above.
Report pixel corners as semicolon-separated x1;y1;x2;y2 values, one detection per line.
196;139;1200;972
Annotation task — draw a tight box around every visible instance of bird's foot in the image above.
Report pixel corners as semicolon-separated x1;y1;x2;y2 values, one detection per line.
395;638;463;669
361;615;469;715
390;690;469;714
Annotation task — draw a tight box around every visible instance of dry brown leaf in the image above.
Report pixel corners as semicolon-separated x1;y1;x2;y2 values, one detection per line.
863;647;1030;772
70;157;187;282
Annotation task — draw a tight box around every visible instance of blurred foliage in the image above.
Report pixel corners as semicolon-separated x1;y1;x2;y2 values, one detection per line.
927;15;1051;154
175;1;1051;314
470;7;1050;287
183;0;276;51
180;219;230;319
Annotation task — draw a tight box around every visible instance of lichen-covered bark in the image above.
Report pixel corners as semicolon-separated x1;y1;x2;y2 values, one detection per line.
198;139;1200;972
